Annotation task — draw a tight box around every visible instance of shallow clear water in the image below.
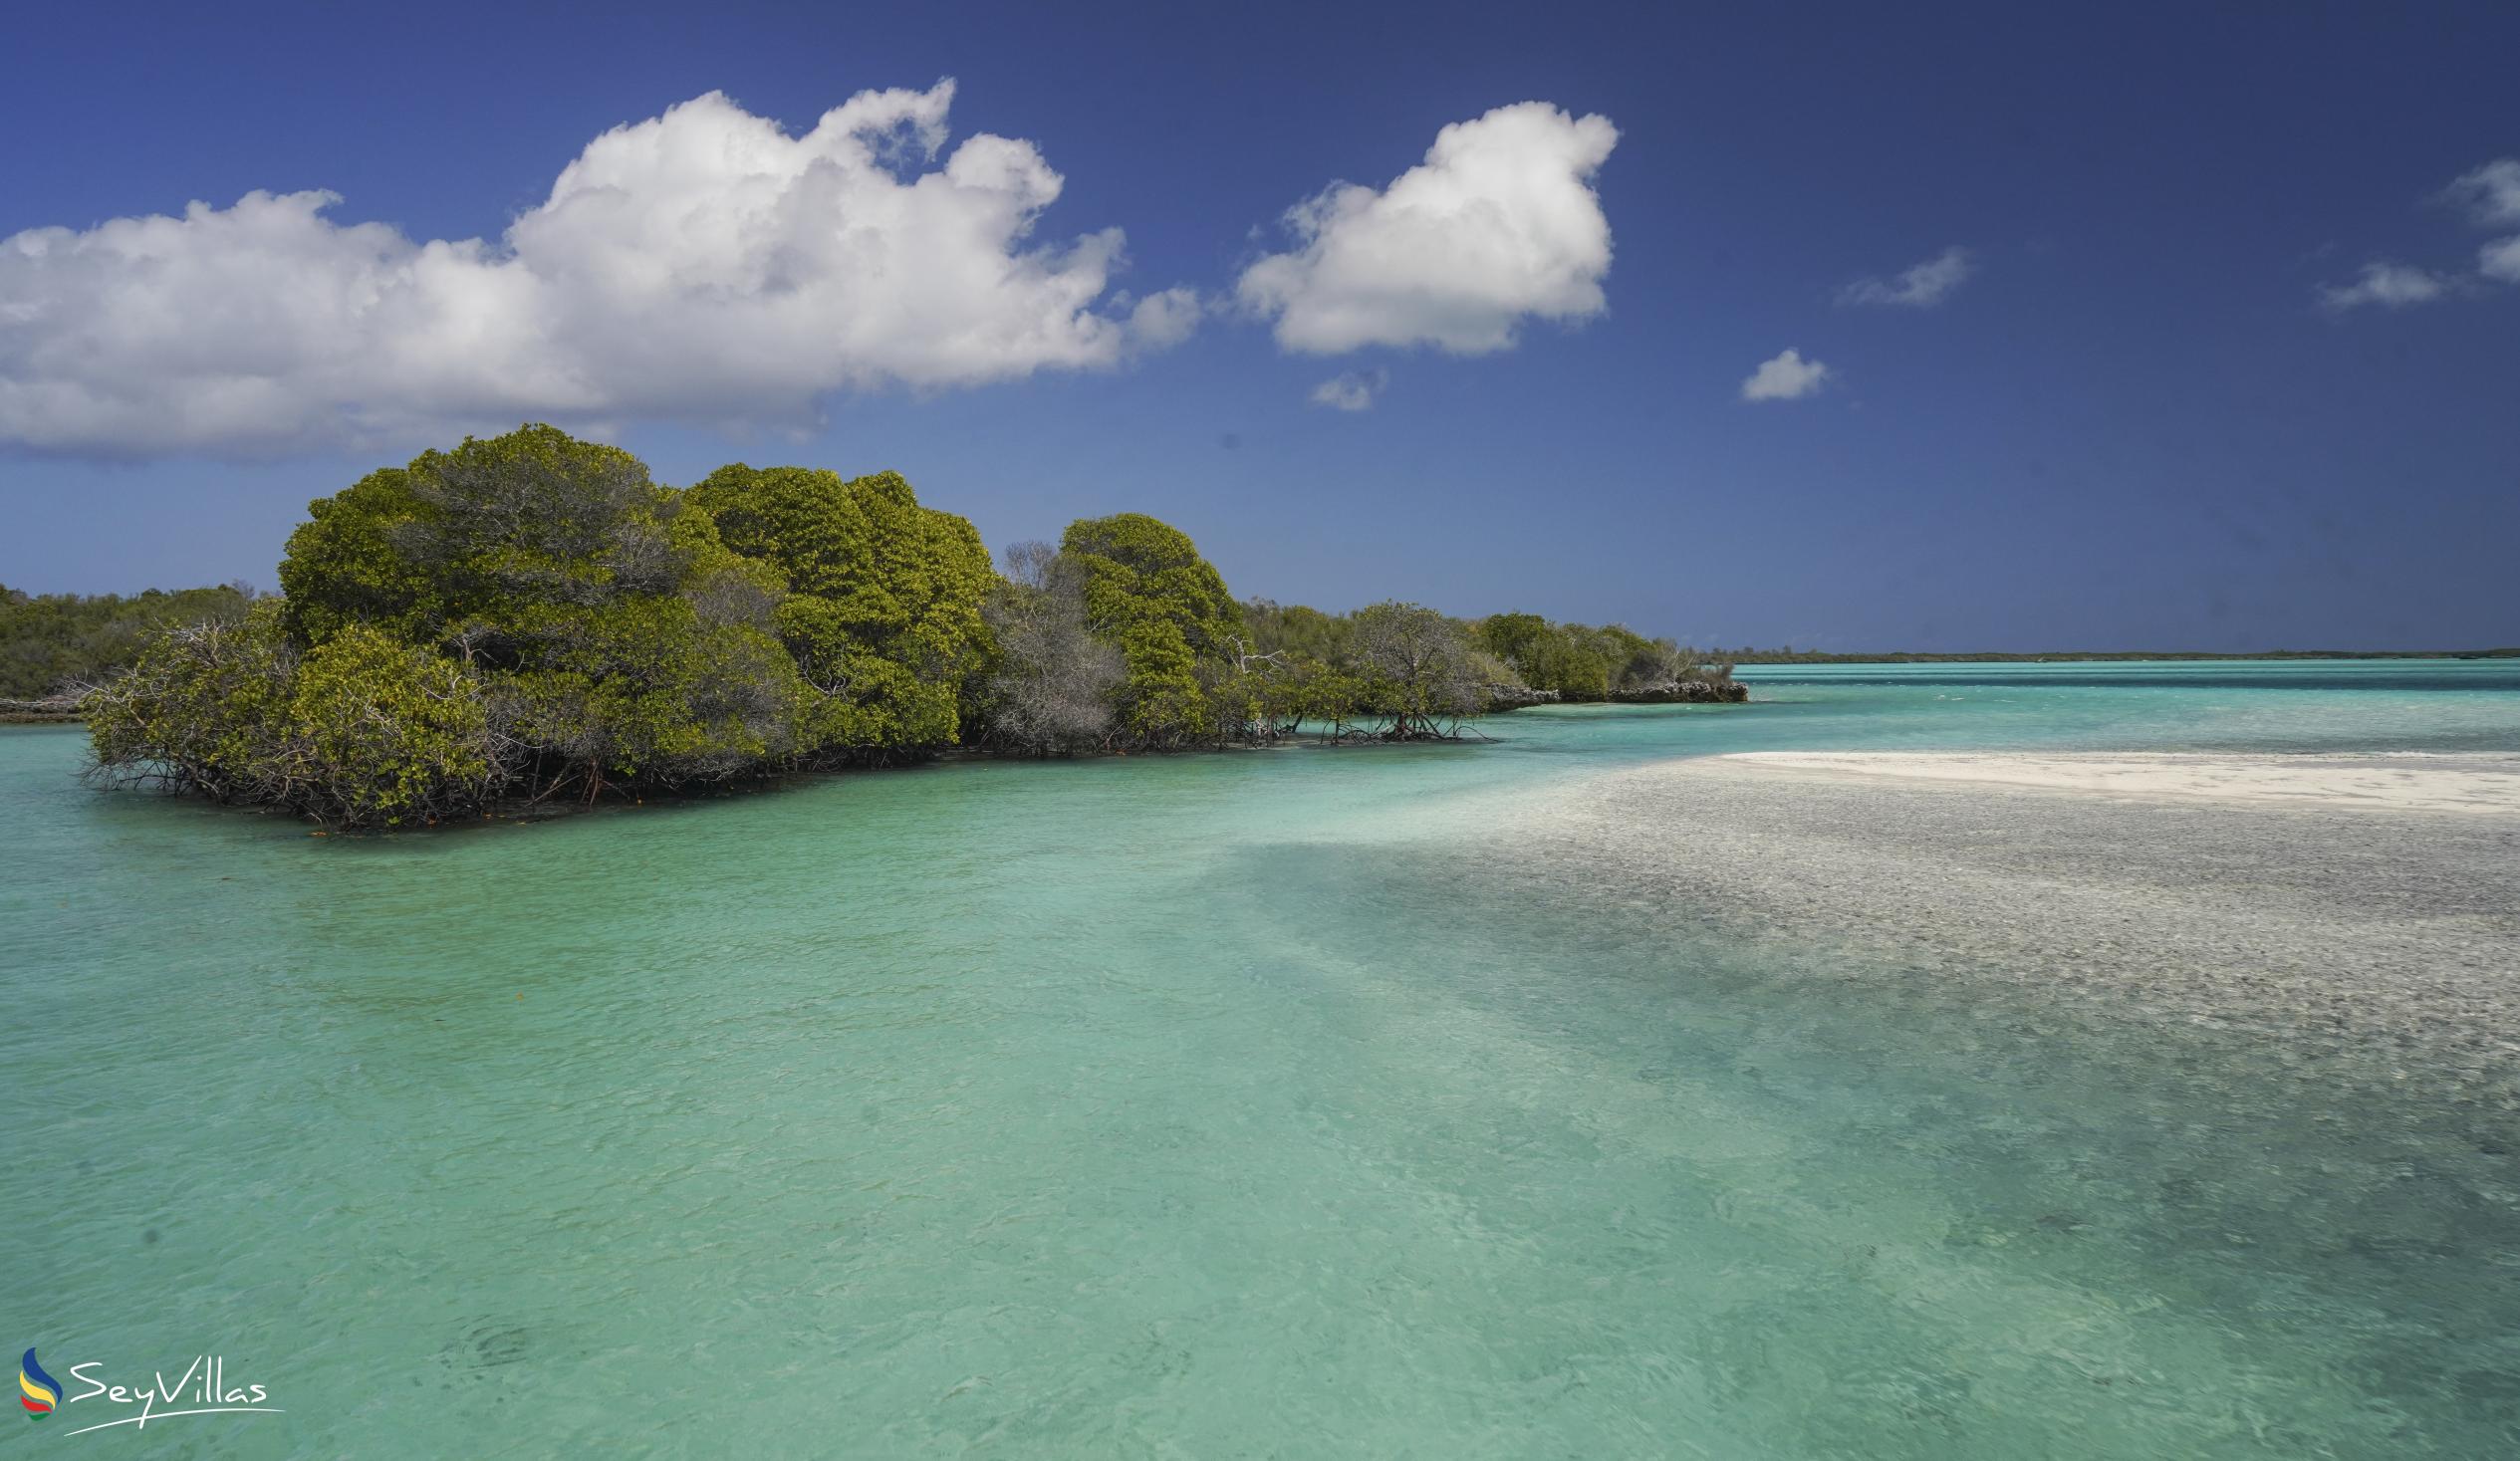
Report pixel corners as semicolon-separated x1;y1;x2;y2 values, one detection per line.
4;660;2517;1456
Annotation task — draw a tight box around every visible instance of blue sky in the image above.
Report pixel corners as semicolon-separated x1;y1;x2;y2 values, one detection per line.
2;0;2513;650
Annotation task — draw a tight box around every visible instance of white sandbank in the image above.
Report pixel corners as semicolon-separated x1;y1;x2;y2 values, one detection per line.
1715;751;2520;815
1493;751;2520;1096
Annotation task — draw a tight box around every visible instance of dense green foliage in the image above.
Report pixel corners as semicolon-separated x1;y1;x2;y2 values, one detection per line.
82;425;1747;825
1232;599;1501;738
1473;613;1729;698
690;464;993;754
1056;514;1242;747
86;604;497;825
0;582;256;700
92;426;995;824
272;426;825;795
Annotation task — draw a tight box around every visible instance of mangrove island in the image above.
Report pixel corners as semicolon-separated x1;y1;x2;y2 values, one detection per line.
66;424;1743;827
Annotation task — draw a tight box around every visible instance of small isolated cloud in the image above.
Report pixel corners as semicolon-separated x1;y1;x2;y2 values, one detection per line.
1741;348;1830;401
1309;369;1388;411
1122;288;1207;352
2448;158;2520;284
0;83;1194;457
2443;158;2520;226
2318;260;2450;311
1236;101;1619;355
1839;246;1975;308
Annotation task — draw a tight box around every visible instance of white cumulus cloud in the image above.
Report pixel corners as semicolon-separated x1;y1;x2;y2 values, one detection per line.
1309;369;1388;411
1741;348;1830;402
1838;246;1975;308
0;83;1191;457
2318;260;2450;311
1236;102;1619;355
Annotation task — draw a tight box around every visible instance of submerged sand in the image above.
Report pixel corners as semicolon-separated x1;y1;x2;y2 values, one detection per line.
1498;751;2520;1104
1720;750;2520;815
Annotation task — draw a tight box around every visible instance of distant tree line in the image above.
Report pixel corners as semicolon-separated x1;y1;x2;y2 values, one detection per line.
1467;613;1735;698
1;582;258;702
78;425;1738;827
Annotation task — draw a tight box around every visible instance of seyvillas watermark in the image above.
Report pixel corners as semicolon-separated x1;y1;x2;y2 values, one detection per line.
19;1348;281;1437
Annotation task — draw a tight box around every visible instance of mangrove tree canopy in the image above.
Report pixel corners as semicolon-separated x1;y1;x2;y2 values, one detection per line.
83;425;1739;826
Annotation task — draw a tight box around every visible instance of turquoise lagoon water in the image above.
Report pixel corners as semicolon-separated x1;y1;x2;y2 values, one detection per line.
4;660;2518;1456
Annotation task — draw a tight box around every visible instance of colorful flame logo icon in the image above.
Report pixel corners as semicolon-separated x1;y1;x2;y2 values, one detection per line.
19;1348;60;1419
